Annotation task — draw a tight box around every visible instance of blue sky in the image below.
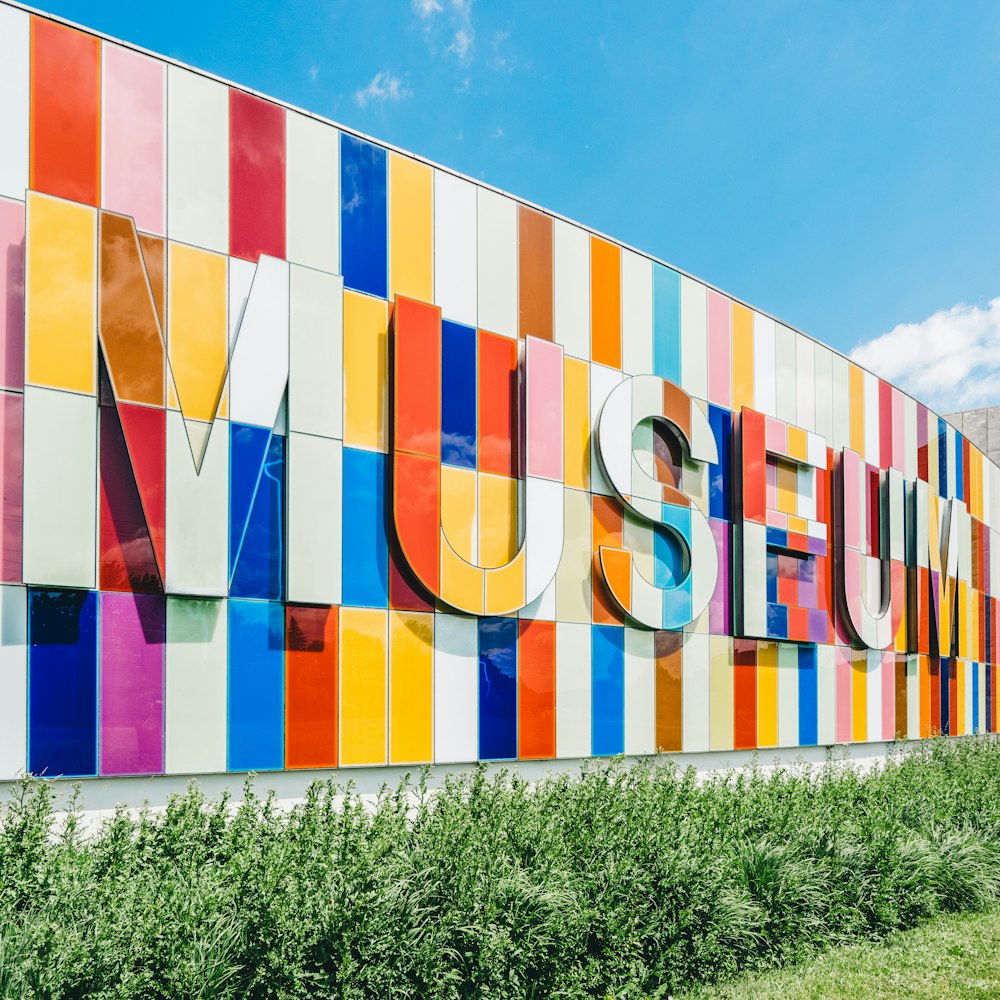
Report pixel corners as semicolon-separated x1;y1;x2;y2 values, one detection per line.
36;0;1000;409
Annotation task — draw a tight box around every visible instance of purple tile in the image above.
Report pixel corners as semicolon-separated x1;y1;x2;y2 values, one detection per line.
99;592;165;775
709;518;730;634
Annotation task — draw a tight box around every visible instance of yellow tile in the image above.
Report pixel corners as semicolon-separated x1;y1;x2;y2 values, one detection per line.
479;472;518;568
389;153;433;303
709;636;734;750
389;611;433;764
756;641;778;747
168;242;228;423
787;515;808;536
731;302;754;412
440;537;484;614
786;426;807;462
485;549;526;615
563;356;589;490
555;487;591;622
26;193;97;394
851;648;867;743
849;363;865;456
441;464;477;563
343;291;388;451
339;608;387;766
776;458;798;515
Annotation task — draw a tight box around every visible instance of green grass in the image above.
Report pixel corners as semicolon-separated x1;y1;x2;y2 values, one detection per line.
679;907;1000;999
1;737;1000;998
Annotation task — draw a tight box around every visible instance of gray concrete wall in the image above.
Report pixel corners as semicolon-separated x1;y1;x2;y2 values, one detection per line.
945;406;1000;468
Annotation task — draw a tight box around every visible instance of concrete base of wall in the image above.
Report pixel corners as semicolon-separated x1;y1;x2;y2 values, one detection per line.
0;739;921;822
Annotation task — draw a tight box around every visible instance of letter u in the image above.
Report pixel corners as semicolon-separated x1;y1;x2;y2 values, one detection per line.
391;297;565;615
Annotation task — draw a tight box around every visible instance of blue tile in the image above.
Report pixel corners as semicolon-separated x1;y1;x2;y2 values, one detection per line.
478;617;517;760
766;552;778;602
441;319;477;469
227;599;284;771
28;589;97;777
766;526;788;549
229;422;271;579
653;264;680;385
798;644;818;745
972;661;979;733
937;418;947;499
342;448;388;608
986;660;993;734
592;625;625;756
955;433;964;502
766;602;788;639
940;657;950;735
340;134;387;298
230;426;284;600
708;405;732;520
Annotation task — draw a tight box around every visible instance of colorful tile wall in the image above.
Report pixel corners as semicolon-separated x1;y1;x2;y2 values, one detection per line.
0;1;997;783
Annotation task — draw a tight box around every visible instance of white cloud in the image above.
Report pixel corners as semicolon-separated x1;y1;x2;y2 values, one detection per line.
308;65;319;82
414;0;475;65
849;297;1000;413
412;0;443;17
354;71;412;108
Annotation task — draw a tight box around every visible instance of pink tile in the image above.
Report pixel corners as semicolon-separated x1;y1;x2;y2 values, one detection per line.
0;198;24;392
892;387;905;473
525;336;563;481
102;44;165;234
706;291;731;408
881;651;895;740
99;592;165;775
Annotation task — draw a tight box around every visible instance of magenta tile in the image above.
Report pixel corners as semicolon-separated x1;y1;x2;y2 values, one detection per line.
709;517;730;634
99;592;165;775
0;198;25;391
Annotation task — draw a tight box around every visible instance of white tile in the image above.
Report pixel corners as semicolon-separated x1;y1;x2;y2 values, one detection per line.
680;276;707;401
22;387;96;588
864;370;880;467
289;264;343;438
287;433;342;605
433;614;478;763
813;344;833;443
752;313;776;418
285;111;339;274
816;643;836;746
476;188;516;337
831;353;850;452
165;410;229;597
795;335;815;432
777;642;799;747
0;5;29;202
228;255;289;428
524;476;564;604
433;171;477;327
590;363;624;496
164;596;227;774
0;585;26;779
553;219;590;361
556;621;591;758
167;66;228;253
624;628;655;755
774;324;796;425
621;250;653;376
682;632;710;752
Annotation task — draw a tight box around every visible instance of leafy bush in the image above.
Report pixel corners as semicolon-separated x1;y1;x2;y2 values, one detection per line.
1;737;1000;998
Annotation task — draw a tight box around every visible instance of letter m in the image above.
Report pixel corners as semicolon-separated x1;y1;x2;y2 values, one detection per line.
21;191;341;602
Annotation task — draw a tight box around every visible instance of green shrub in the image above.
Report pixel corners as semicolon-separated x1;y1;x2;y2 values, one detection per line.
1;737;999;998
